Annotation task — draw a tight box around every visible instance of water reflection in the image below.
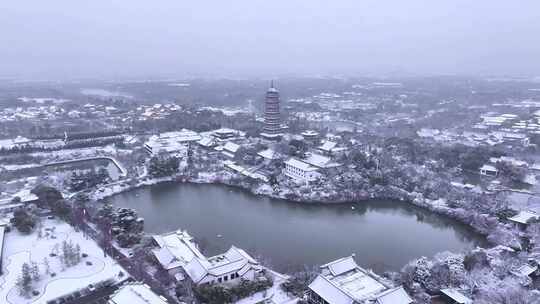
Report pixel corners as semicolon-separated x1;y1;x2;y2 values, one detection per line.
110;182;486;273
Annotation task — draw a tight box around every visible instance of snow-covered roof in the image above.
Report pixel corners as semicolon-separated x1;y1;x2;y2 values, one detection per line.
0;136;32;149
223;142;240;153
322;256;358;276
511;264;538;277
257;149;280;160
145;130;200;154
285;158;318;172
508;210;540;225
153;230;260;284
152;247;182;270
184;257;212;283
156;129;201;142
197;137;215;147
303;153;331;168
376;286;413;304
319;141;337;152
11;189;38;203
417;128;440;138
225;163;268;182
440;288;472;304
151;230;205;270
214;128;238;135
301;130;319;137
109;282;168;304
480;164;498;172
309;275;354;304
309;256;400;304
184;246;260;283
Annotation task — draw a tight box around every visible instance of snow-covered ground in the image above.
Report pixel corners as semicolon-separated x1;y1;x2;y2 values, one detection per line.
0;219;126;304
235;269;298;304
30;145;118;161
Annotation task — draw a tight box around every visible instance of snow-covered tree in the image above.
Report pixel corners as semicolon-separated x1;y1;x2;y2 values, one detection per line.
20;263;33;296
30;261;40;281
43;257;51;275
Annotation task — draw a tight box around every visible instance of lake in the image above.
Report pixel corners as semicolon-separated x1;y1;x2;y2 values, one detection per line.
109;182;486;273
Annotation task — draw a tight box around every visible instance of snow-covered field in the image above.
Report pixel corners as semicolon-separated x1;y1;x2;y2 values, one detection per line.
0;219;126;304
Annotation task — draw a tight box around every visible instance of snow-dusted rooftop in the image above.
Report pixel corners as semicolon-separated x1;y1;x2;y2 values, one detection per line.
376;286;413;304
197;136;215;147
152;230;260;284
0;136;32;150
508;210;540;225
301;130;319;137
284;158;318;172
440;288;473;304
185;246;260;283
319;141;337;152
223;142;240;154
479;164;498;172
309;256;411;304
151;230;206;270
257;148;280;160
304;153;332;169
109;282;168;304
511;263;538;277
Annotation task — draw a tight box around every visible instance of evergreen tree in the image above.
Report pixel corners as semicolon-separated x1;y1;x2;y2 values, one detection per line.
43;257;51;275
21;263;32;296
31;261;40;281
15;276;24;296
75;244;81;264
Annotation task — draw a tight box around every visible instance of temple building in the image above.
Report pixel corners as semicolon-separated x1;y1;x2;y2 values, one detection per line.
260;81;284;140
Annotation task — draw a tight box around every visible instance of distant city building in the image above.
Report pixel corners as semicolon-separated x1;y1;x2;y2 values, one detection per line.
261;81;284;140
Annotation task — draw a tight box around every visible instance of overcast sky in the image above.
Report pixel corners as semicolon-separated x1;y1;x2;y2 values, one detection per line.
1;1;540;79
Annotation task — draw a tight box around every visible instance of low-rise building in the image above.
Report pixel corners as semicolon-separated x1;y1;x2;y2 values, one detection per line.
479;164;498;176
508;210;540;230
151;230;262;285
510;262;539;280
317;141;348;156
303;153;341;170
197;136;216;149
108;282;168;304
301;130;320;140
307;256;412;304
283;158;321;183
221;142;240;158
144;130;200;156
0;136;32;150
212;128;243;141
257;149;281;161
439;288;473;304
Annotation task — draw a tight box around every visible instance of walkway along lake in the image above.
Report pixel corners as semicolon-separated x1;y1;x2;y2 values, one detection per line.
109;182;487;273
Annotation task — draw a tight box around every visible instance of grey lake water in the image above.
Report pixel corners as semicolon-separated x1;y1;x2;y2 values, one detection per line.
109;182;486;273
